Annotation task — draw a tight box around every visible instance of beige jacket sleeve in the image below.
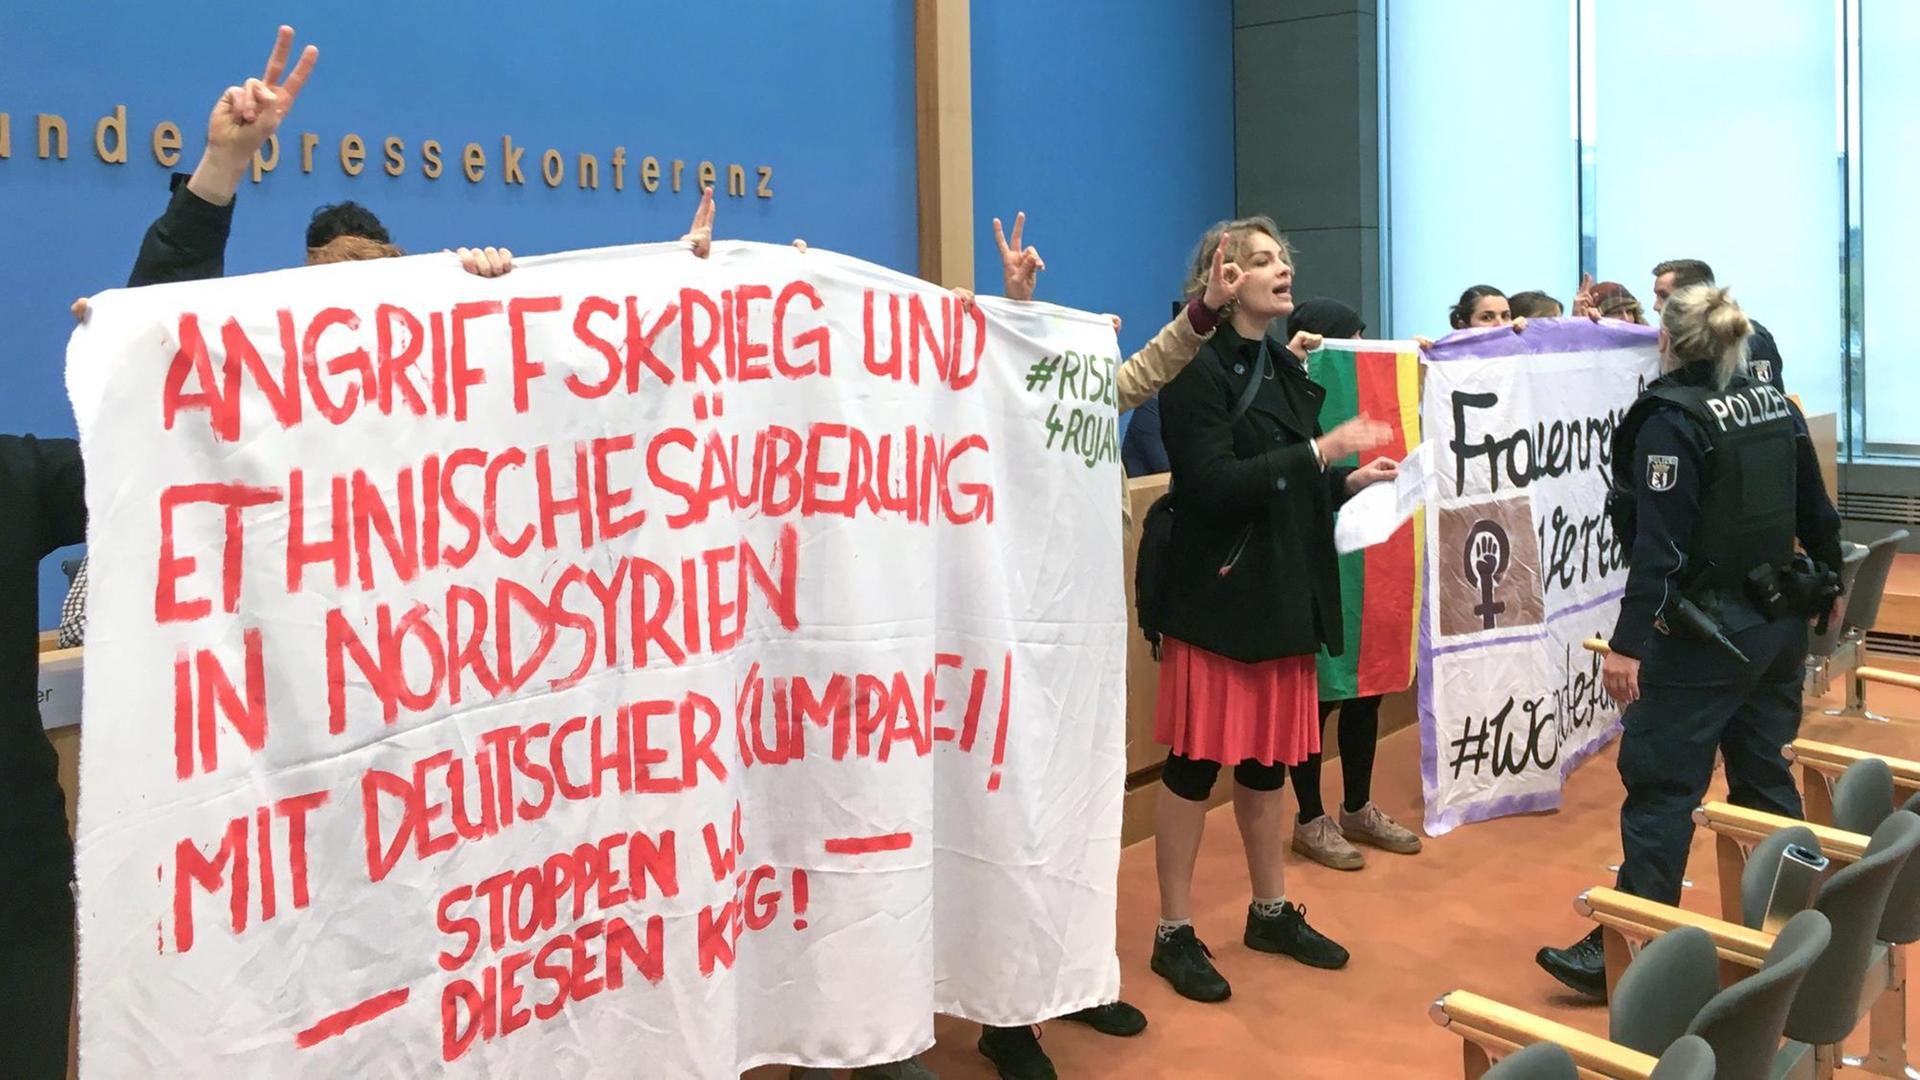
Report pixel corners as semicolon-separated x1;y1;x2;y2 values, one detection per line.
1113;308;1214;542
1114;309;1213;413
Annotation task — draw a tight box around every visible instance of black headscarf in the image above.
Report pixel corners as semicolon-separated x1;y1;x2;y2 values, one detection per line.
1286;297;1365;340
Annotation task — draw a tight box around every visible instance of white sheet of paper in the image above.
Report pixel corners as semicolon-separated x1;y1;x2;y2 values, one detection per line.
1333;441;1433;554
1334;481;1396;554
1394;440;1435;518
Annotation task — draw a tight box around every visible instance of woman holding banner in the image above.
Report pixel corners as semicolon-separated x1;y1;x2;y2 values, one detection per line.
1145;218;1397;1003
1277;299;1423;872
958;211;1237;1080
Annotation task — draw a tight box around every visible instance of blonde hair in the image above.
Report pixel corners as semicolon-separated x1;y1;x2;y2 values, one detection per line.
307;235;405;265
1659;284;1750;389
1183;216;1291;303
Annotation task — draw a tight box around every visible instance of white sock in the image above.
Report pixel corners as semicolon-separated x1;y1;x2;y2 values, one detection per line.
1251;896;1288;918
1155;918;1191;940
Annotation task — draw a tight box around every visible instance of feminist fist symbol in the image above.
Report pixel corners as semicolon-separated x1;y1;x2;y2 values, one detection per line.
1463;521;1511;630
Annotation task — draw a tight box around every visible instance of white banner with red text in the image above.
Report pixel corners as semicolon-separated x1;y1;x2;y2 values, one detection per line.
68;241;1126;1078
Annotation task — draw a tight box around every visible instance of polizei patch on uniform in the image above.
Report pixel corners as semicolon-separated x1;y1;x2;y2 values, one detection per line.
1646;454;1678;491
1751;359;1775;384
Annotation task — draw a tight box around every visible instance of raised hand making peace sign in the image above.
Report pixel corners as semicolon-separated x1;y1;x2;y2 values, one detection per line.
992;212;1046;301
682;186;716;259
189;25;319;206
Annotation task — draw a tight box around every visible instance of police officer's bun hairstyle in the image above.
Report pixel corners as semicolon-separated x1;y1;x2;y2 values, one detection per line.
1184;216;1291;310
1448;285;1505;330
1659;284;1751;390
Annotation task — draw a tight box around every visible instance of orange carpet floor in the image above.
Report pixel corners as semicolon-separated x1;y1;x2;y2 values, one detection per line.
898;667;1920;1079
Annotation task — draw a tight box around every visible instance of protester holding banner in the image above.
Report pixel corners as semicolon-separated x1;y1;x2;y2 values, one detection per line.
1508;291;1563;319
1535;284;1842;998
1145;218;1396;1003
1448;285;1513;329
965;211;1237;1080
1281;299;1423;871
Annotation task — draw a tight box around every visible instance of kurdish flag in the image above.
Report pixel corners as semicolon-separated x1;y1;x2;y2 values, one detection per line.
1308;340;1422;702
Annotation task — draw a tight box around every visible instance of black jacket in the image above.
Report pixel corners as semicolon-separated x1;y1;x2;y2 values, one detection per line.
128;173;235;287
1747;320;1786;393
0;436;86;909
1155;322;1354;663
1122;396;1170;477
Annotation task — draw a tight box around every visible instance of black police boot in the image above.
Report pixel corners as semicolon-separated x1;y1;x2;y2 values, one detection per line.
1244;902;1350;970
1060;999;1147;1037
1535;927;1608;1000
977;1025;1056;1080
1150;925;1231;1002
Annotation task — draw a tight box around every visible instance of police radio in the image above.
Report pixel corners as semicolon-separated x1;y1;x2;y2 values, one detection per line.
1745;556;1844;634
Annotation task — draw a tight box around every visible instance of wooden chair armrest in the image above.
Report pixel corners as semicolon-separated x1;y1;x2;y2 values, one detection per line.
1691;801;1869;864
1432;990;1660;1080
1577;887;1770;968
1785;739;1920;792
39;645;82;667
1857;666;1920;694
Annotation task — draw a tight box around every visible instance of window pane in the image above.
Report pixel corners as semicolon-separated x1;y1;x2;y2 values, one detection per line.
1861;0;1920;450
1383;0;1576;339
1591;0;1843;418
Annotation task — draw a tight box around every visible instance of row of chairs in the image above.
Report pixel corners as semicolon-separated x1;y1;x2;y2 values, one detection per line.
1807;530;1913;725
1432;740;1920;1079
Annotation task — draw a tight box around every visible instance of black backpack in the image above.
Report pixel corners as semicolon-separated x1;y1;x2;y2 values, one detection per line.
1135;346;1267;658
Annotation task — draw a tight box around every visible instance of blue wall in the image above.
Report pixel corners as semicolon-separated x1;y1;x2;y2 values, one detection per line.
970;0;1236;379
0;4;917;622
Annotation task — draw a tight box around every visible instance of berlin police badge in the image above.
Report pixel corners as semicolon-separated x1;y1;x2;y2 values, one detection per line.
1646;454;1678;492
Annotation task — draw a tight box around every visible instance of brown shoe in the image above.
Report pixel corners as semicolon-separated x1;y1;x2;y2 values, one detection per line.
1340;802;1422;855
1292;814;1365;870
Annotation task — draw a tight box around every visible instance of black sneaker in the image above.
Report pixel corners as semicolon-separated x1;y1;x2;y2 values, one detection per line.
1150;925;1231;1002
1535;926;1608;1000
1061;999;1147;1037
978;1026;1056;1080
1244;902;1350;969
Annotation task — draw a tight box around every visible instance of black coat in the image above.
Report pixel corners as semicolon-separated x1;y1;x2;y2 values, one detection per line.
1155;322;1353;664
128;172;234;288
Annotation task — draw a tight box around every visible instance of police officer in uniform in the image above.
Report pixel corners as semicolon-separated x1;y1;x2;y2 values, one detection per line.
1535;284;1842;999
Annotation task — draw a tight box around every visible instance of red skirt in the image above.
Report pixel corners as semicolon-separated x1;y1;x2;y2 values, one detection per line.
1154;637;1320;766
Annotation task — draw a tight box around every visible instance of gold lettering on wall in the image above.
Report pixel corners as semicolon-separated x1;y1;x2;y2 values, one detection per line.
251;134;278;181
150;120;180;167
0;107;775;199
339;133;365;176
36;113;67;159
502;136;526;185
94;104;127;164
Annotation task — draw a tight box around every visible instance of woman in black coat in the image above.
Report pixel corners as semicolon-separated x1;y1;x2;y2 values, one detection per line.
1147;218;1396;1004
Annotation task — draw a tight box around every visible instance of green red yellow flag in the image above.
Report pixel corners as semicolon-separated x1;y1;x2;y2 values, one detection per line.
1307;340;1423;702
